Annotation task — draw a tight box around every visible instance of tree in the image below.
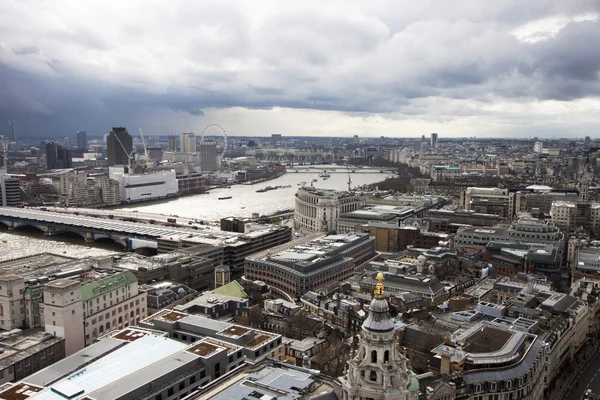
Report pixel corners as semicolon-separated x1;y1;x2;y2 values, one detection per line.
312;338;349;376
282;310;322;339
247;305;265;328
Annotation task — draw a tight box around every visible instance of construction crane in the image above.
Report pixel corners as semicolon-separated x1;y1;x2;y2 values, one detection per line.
113;133;135;172
138;128;148;158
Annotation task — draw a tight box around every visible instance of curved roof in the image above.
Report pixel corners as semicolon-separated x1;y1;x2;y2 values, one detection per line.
409;376;420;392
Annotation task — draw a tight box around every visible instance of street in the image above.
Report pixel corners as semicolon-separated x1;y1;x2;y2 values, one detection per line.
563;345;600;400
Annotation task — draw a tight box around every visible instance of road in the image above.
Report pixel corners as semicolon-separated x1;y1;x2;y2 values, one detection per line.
564;345;600;400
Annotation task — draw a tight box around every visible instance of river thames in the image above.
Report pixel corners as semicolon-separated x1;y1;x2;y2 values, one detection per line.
0;168;390;260
117;168;390;220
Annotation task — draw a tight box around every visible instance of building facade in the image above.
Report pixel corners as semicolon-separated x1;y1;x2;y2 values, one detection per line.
340;273;419;400
200;140;218;171
294;187;365;233
107;127;133;167
0;275;26;331
180;132;197;153
80;271;147;347
76;130;87;150
245;233;376;299
109;166;178;203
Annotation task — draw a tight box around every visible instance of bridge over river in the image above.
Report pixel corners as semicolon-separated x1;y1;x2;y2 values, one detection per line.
0;207;220;251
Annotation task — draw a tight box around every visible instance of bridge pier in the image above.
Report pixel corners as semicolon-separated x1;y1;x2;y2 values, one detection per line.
85;232;94;243
6;221;14;231
43;226;50;236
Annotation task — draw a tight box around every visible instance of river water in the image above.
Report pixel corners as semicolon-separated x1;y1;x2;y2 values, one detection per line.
0;168;389;260
116;168;389;220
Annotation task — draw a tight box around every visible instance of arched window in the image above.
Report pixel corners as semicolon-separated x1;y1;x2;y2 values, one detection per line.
99;325;104;334
371;350;377;363
384;350;390;363
105;322;110;331
370;371;377;382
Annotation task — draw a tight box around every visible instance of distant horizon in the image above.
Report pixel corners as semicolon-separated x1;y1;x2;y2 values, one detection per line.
7;133;598;142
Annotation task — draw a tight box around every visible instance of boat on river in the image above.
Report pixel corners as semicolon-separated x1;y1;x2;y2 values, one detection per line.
218;196;233;200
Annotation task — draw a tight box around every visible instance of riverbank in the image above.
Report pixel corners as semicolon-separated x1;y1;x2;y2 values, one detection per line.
240;171;287;185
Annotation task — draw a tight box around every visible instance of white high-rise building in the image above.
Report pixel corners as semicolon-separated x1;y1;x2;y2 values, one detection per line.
43;279;85;356
180;132;197;154
534;141;543;154
340;273;419;400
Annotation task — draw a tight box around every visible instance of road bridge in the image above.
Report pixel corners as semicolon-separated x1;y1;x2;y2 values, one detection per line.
0;207;218;251
285;166;393;173
0;208;293;270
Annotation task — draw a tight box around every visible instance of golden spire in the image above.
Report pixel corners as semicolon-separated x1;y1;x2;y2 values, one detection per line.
374;272;385;299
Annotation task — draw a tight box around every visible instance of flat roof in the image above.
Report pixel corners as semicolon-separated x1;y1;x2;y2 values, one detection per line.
12;333;188;400
462;326;514;354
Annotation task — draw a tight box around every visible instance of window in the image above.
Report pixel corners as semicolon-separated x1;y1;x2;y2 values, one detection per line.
155;395;162;400
190;375;196;384
369;371;377;382
371;350;377;363
167;388;174;396
384;350;389;363
179;382;185;391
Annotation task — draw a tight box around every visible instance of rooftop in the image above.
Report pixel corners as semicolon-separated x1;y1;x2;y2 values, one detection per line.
0;329;189;400
0;330;64;370
219;326;251;338
463;326;514;353
81;271;137;302
186;340;224;358
206;363;321;400
212;280;248;298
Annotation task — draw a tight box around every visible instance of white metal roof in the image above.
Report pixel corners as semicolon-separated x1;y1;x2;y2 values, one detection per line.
26;335;187;400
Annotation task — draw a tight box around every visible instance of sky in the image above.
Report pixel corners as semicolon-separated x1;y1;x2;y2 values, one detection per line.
1;0;600;139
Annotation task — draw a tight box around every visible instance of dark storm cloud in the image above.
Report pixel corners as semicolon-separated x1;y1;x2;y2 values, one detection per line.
0;0;599;137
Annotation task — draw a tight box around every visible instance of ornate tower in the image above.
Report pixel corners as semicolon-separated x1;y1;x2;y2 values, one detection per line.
340;273;419;400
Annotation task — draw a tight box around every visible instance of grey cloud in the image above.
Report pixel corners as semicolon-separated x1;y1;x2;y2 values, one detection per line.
1;0;600;137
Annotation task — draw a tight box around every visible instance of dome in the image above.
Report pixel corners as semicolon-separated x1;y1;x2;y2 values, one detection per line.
363;299;395;332
362;273;395;332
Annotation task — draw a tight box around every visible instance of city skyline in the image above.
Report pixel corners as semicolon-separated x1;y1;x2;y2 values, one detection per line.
1;1;599;138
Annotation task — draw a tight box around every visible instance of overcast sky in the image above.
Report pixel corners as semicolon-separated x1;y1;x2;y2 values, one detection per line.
1;0;600;139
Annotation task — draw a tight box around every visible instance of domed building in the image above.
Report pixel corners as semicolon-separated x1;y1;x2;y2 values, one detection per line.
340;273;419;400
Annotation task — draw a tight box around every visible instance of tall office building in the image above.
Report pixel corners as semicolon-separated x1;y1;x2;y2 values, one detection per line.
45;143;72;169
180;132;196;153
107;127;133;167
8;119;17;142
199;140;218;171
76;130;87;150
56;146;73;169
0;173;20;207
430;132;439;148
45;142;58;170
168;135;177;151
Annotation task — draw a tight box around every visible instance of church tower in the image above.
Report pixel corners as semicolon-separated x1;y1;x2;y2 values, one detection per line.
340;273;419;400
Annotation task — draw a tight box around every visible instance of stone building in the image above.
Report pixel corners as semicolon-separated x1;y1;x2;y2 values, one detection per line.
340;273;419;399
